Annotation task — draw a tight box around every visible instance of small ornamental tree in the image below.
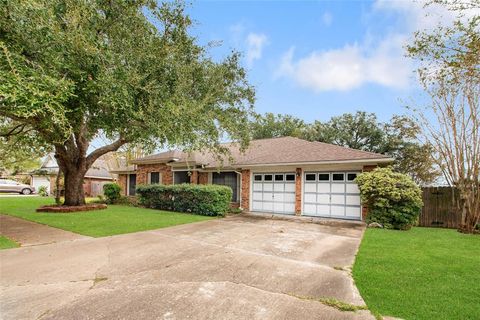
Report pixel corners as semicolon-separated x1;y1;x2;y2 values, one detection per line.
355;167;423;230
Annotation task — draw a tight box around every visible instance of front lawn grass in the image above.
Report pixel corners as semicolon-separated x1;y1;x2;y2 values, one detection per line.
0;197;215;237
353;227;480;320
0;235;19;250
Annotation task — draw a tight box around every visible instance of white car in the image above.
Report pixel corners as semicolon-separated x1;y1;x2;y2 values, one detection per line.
0;179;36;195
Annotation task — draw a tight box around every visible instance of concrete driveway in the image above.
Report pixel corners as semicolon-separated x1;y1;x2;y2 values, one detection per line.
0;215;373;320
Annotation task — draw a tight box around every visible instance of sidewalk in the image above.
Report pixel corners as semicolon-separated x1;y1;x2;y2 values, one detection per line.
0;214;90;246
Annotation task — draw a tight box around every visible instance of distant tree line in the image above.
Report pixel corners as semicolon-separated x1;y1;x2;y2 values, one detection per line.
249;111;440;185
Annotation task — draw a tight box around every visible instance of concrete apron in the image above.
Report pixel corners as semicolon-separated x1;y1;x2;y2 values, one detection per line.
0;216;373;320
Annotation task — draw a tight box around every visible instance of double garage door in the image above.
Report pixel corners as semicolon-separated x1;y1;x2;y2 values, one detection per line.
303;172;361;220
252;173;296;214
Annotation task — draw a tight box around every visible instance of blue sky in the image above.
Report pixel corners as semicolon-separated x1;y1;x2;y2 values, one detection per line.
185;0;455;123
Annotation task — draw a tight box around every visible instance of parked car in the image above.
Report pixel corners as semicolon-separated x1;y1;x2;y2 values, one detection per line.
0;179;35;195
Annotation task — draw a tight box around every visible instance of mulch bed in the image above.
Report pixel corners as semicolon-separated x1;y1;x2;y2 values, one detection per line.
36;204;107;213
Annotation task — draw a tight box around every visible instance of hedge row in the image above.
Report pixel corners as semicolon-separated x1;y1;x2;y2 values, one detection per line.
136;184;233;216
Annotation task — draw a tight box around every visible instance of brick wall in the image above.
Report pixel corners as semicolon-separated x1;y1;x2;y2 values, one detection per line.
241;169;250;211
295;168;302;215
198;172;209;184
189;171;198;184
136;163;173;185
118;174;128;196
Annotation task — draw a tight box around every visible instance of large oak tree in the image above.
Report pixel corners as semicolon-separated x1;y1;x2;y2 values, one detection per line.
0;0;254;206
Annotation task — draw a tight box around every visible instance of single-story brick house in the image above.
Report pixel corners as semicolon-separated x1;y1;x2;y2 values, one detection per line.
111;137;393;221
31;154;113;197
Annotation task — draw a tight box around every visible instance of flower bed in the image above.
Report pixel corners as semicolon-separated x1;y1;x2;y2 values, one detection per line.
36;204;107;213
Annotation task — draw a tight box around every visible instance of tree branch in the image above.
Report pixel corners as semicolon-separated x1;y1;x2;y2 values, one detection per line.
86;137;127;168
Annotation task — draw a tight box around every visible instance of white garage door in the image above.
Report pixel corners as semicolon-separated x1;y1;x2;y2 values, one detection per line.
31;176;50;194
252;173;296;215
303;172;361;220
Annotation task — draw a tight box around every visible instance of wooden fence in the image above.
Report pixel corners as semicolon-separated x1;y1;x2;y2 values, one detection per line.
419;187;461;229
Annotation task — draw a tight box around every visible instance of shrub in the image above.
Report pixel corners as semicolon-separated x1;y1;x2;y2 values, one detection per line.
355;167;423;230
37;186;48;197
136;184;232;216
103;183;121;204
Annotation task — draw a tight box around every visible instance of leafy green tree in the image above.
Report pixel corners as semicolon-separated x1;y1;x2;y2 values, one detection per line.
355;167;423;230
249;113;306;139
406;0;480;233
303;111;385;152
303;112;439;184
0;0;254;206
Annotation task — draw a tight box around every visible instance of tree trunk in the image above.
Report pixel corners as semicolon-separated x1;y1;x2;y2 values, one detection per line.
63;166;87;206
55;167;62;205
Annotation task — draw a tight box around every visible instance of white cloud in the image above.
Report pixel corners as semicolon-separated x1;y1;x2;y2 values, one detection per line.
321;11;333;27
246;33;268;66
278;34;411;92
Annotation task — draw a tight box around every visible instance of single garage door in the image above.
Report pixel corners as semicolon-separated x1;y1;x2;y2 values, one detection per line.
252;173;296;214
303;172;361;220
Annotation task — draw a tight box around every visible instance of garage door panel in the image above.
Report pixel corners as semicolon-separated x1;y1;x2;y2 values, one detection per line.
273;184;284;192
331;205;345;216
331;195;345;205
263;202;274;211
253;192;263;201
253;183;262;191
273;202;284;212
305;184;316;193
346;195;360;206
252;201;262;211
316;205;330;215
263;192;273;201
317;183;330;193
263;183;273;191
331;184;345;193
304;204;316;214
284;193;296;202
346;206;361;217
316;194;330;204
274;193;284;201
284;203;295;213
304;193;316;203
284;184;295;192
346;184;359;194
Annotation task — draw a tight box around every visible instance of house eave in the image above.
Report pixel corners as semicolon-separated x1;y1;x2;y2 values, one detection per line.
235;157;394;168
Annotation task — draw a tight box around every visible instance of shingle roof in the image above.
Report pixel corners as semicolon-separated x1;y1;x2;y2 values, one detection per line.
131;137;392;168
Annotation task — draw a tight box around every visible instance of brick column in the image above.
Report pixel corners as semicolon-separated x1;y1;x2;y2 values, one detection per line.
190;171;198;184
198;172;209;184
117;175;128;196
295;168;302;215
241;169;250;211
361;165;377;220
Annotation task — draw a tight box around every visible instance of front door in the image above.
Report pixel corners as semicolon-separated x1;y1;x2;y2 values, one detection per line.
128;174;137;196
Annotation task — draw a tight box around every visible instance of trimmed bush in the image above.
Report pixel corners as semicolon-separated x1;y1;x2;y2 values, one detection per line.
37;186;49;197
355;167;423;230
103;183;121;204
136;184;232;216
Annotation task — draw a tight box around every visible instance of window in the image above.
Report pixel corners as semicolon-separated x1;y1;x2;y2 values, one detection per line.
212;172;238;202
149;172;160;184
305;174;316;181
174;171;190;184
332;173;345;181
318;173;330;181
285;174;295;181
274;174;284;181
264;174;273;181
254;175;262;181
347;173;357;181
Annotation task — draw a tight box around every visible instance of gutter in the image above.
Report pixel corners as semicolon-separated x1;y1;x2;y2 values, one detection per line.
235;158;394;168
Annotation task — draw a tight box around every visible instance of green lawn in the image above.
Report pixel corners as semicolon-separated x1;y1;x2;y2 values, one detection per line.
0;235;19;250
0;197;215;237
353;227;480;320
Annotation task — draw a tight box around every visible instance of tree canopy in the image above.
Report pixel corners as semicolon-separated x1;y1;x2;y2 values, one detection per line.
249;113;306;140
0;0;255;205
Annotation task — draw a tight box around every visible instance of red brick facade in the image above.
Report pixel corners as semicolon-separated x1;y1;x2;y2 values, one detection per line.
136;163;173;186
118;174;128;196
241;169;250;211
295;168;302;215
198;172;209;184
189;171;198;184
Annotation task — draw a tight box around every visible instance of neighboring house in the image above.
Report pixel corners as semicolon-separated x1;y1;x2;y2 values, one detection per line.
31;154;113;197
110;137;393;221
